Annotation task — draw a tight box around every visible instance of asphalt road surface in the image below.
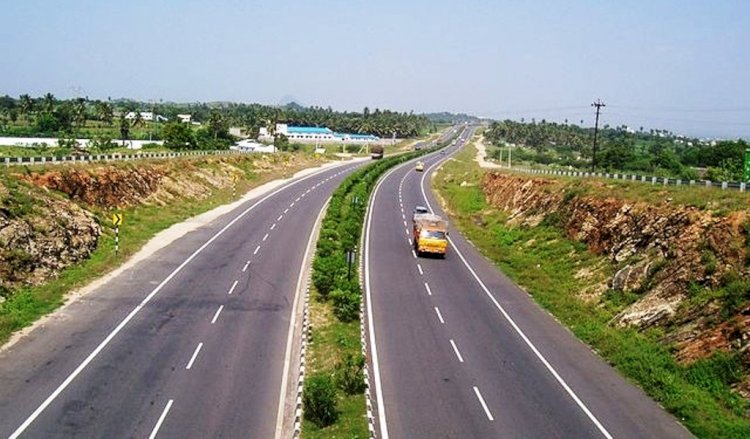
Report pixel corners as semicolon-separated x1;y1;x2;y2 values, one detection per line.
363;126;693;438
0;159;364;438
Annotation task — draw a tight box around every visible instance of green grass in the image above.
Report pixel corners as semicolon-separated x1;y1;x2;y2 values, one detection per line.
302;293;369;438
433;140;750;438
0;154;325;346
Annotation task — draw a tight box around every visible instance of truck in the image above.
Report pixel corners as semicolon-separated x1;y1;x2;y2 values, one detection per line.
412;209;449;257
370;144;384;159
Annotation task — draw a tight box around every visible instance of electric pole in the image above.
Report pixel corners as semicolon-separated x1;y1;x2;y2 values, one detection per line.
591;99;605;172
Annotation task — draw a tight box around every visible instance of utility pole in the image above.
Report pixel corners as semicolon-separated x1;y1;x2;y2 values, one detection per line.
591;99;605;172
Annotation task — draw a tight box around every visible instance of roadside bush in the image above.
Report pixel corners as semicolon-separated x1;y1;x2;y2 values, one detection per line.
334;354;366;394
304;373;338;427
312;255;345;298
330;288;361;322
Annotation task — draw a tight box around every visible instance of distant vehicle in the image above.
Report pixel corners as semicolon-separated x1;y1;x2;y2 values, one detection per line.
370;144;384;159
413;206;429;220
415;161;425;172
414;143;423;150
412;213;448;257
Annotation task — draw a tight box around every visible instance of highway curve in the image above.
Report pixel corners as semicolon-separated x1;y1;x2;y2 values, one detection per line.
363;127;692;438
0;159;365;438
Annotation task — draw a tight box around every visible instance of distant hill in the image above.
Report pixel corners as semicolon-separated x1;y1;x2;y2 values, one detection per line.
422;112;483;124
282;101;307;112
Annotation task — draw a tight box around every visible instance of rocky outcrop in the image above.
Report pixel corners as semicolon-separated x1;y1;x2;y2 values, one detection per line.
0;153;324;297
482;173;750;365
0;185;100;296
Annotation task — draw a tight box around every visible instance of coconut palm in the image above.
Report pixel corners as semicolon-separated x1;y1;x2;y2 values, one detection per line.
42;93;55;113
19;94;33;122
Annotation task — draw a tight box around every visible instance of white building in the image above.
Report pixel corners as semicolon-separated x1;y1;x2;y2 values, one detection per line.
177;114;192;123
258;123;379;143
124;112;168;122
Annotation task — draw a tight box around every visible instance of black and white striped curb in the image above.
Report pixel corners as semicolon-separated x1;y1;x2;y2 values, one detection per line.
293;267;315;437
359;216;377;438
3;149;242;167
511;166;749;192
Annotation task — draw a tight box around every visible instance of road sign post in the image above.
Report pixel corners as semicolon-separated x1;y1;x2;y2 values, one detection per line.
112;213;123;256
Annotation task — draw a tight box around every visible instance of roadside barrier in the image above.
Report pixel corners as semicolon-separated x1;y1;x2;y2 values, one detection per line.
508;166;748;192
2;150;239;167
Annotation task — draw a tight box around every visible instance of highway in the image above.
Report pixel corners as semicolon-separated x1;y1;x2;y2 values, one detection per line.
363;126;692;438
0;159;364;438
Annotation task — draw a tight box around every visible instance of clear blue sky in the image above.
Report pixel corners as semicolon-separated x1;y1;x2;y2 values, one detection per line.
2;0;748;138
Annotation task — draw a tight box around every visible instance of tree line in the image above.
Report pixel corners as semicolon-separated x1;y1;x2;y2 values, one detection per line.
485;119;749;181
0;94;430;151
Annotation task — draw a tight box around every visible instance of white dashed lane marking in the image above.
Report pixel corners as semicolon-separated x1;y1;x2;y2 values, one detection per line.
270;223;276;230
417;264;423;275
185;343;203;370
228;280;239;295
242;261;250;272
434;307;444;324
211;305;224;324
473;387;495;421
253;246;260;255
149;399;174;439
263;233;269;241
450;339;464;363
277;215;283;221
424;282;432;296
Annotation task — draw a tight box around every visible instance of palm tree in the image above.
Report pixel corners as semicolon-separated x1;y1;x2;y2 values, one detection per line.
42;93;55;113
73;97;87;132
132;111;144;128
19;94;33;123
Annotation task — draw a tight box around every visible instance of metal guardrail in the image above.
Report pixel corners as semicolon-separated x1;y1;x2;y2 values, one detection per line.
2;150;241;167
511;167;748;192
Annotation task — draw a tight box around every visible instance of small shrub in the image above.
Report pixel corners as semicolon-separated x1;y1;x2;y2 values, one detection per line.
330;288;361;322
334;354;366;395
701;250;717;276
304;373;338;427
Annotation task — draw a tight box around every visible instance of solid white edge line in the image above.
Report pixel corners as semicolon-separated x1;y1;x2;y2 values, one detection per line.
274;196;331;439
211;305;224;324
7;161;342;439
424;282;432;296
185;342;204;370
435;307;445;324
450;339;464;363
148;399;174;439
419;130;613;439
473;387;495;421
366;164;413;439
227;280;239;295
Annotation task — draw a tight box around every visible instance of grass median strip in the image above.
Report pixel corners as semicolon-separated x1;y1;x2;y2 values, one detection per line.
433;139;750;438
